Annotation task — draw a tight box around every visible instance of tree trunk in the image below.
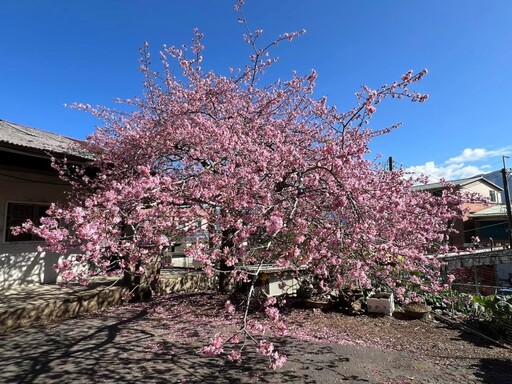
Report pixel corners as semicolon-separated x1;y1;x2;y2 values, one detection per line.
123;252;162;301
218;228;235;293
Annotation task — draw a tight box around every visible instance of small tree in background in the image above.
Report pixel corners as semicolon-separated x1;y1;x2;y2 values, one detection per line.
16;0;474;368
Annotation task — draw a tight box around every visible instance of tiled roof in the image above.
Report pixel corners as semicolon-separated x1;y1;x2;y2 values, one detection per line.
0;119;93;159
468;204;509;218
413;175;503;192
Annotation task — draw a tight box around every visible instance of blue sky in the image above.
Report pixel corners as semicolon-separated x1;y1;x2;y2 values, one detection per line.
1;0;511;181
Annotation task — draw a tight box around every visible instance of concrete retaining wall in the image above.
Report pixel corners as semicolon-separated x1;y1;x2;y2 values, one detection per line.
0;271;213;333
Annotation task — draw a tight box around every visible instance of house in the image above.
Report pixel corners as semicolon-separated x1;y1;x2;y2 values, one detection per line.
416;175;512;293
483;169;510;203
413;175;504;248
468;204;512;286
0;119;93;288
468;204;510;247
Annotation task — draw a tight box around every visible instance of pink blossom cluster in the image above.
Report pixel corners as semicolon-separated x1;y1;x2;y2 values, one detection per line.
201;333;224;356
13;0;481;369
224;300;236;315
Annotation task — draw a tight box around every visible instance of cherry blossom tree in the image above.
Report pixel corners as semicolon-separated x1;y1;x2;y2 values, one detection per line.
16;1;475;368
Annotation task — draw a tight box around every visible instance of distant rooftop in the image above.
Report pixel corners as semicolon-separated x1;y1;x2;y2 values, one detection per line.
413;175;503;192
0;119;93;160
468;204;509;218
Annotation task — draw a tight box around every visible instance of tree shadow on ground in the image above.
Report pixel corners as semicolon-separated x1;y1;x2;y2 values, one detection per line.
5;292;510;383
471;358;512;384
0;307;150;384
442;318;511;350
0;301;372;384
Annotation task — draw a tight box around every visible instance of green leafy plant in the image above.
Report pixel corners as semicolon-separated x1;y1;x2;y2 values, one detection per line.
470;294;512;341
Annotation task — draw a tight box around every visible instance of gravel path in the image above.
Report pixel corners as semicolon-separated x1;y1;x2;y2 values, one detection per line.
1;292;511;383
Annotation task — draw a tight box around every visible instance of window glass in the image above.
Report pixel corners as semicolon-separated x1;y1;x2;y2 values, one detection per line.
5;202;50;242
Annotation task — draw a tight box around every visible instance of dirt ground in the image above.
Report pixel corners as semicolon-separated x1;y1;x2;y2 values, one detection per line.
1;292;511;384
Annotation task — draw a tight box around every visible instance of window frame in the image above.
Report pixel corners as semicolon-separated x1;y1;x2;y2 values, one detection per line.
489;190;497;203
3;201;51;243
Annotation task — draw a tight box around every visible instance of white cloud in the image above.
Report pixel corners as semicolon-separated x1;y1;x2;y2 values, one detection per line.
447;147;511;164
405;161;491;182
405;146;510;182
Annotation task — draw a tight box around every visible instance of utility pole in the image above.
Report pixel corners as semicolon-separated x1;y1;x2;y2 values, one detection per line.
388;156;393;172
501;156;512;247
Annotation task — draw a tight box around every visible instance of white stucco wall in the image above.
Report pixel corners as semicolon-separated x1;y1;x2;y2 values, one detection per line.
0;245;62;288
463;180;502;203
0;168;71;288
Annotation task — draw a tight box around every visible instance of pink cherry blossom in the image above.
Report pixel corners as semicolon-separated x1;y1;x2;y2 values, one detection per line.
227;349;242;362
265;306;280;322
224;300;236;314
201;333;224;356
256;340;274;356
269;351;287;369
13;0;482;370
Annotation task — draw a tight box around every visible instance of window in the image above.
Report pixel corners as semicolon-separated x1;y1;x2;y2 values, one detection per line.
4;202;50;242
489;190;497;203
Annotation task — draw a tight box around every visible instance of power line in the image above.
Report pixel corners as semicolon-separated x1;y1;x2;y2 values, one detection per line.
463;221;508;233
